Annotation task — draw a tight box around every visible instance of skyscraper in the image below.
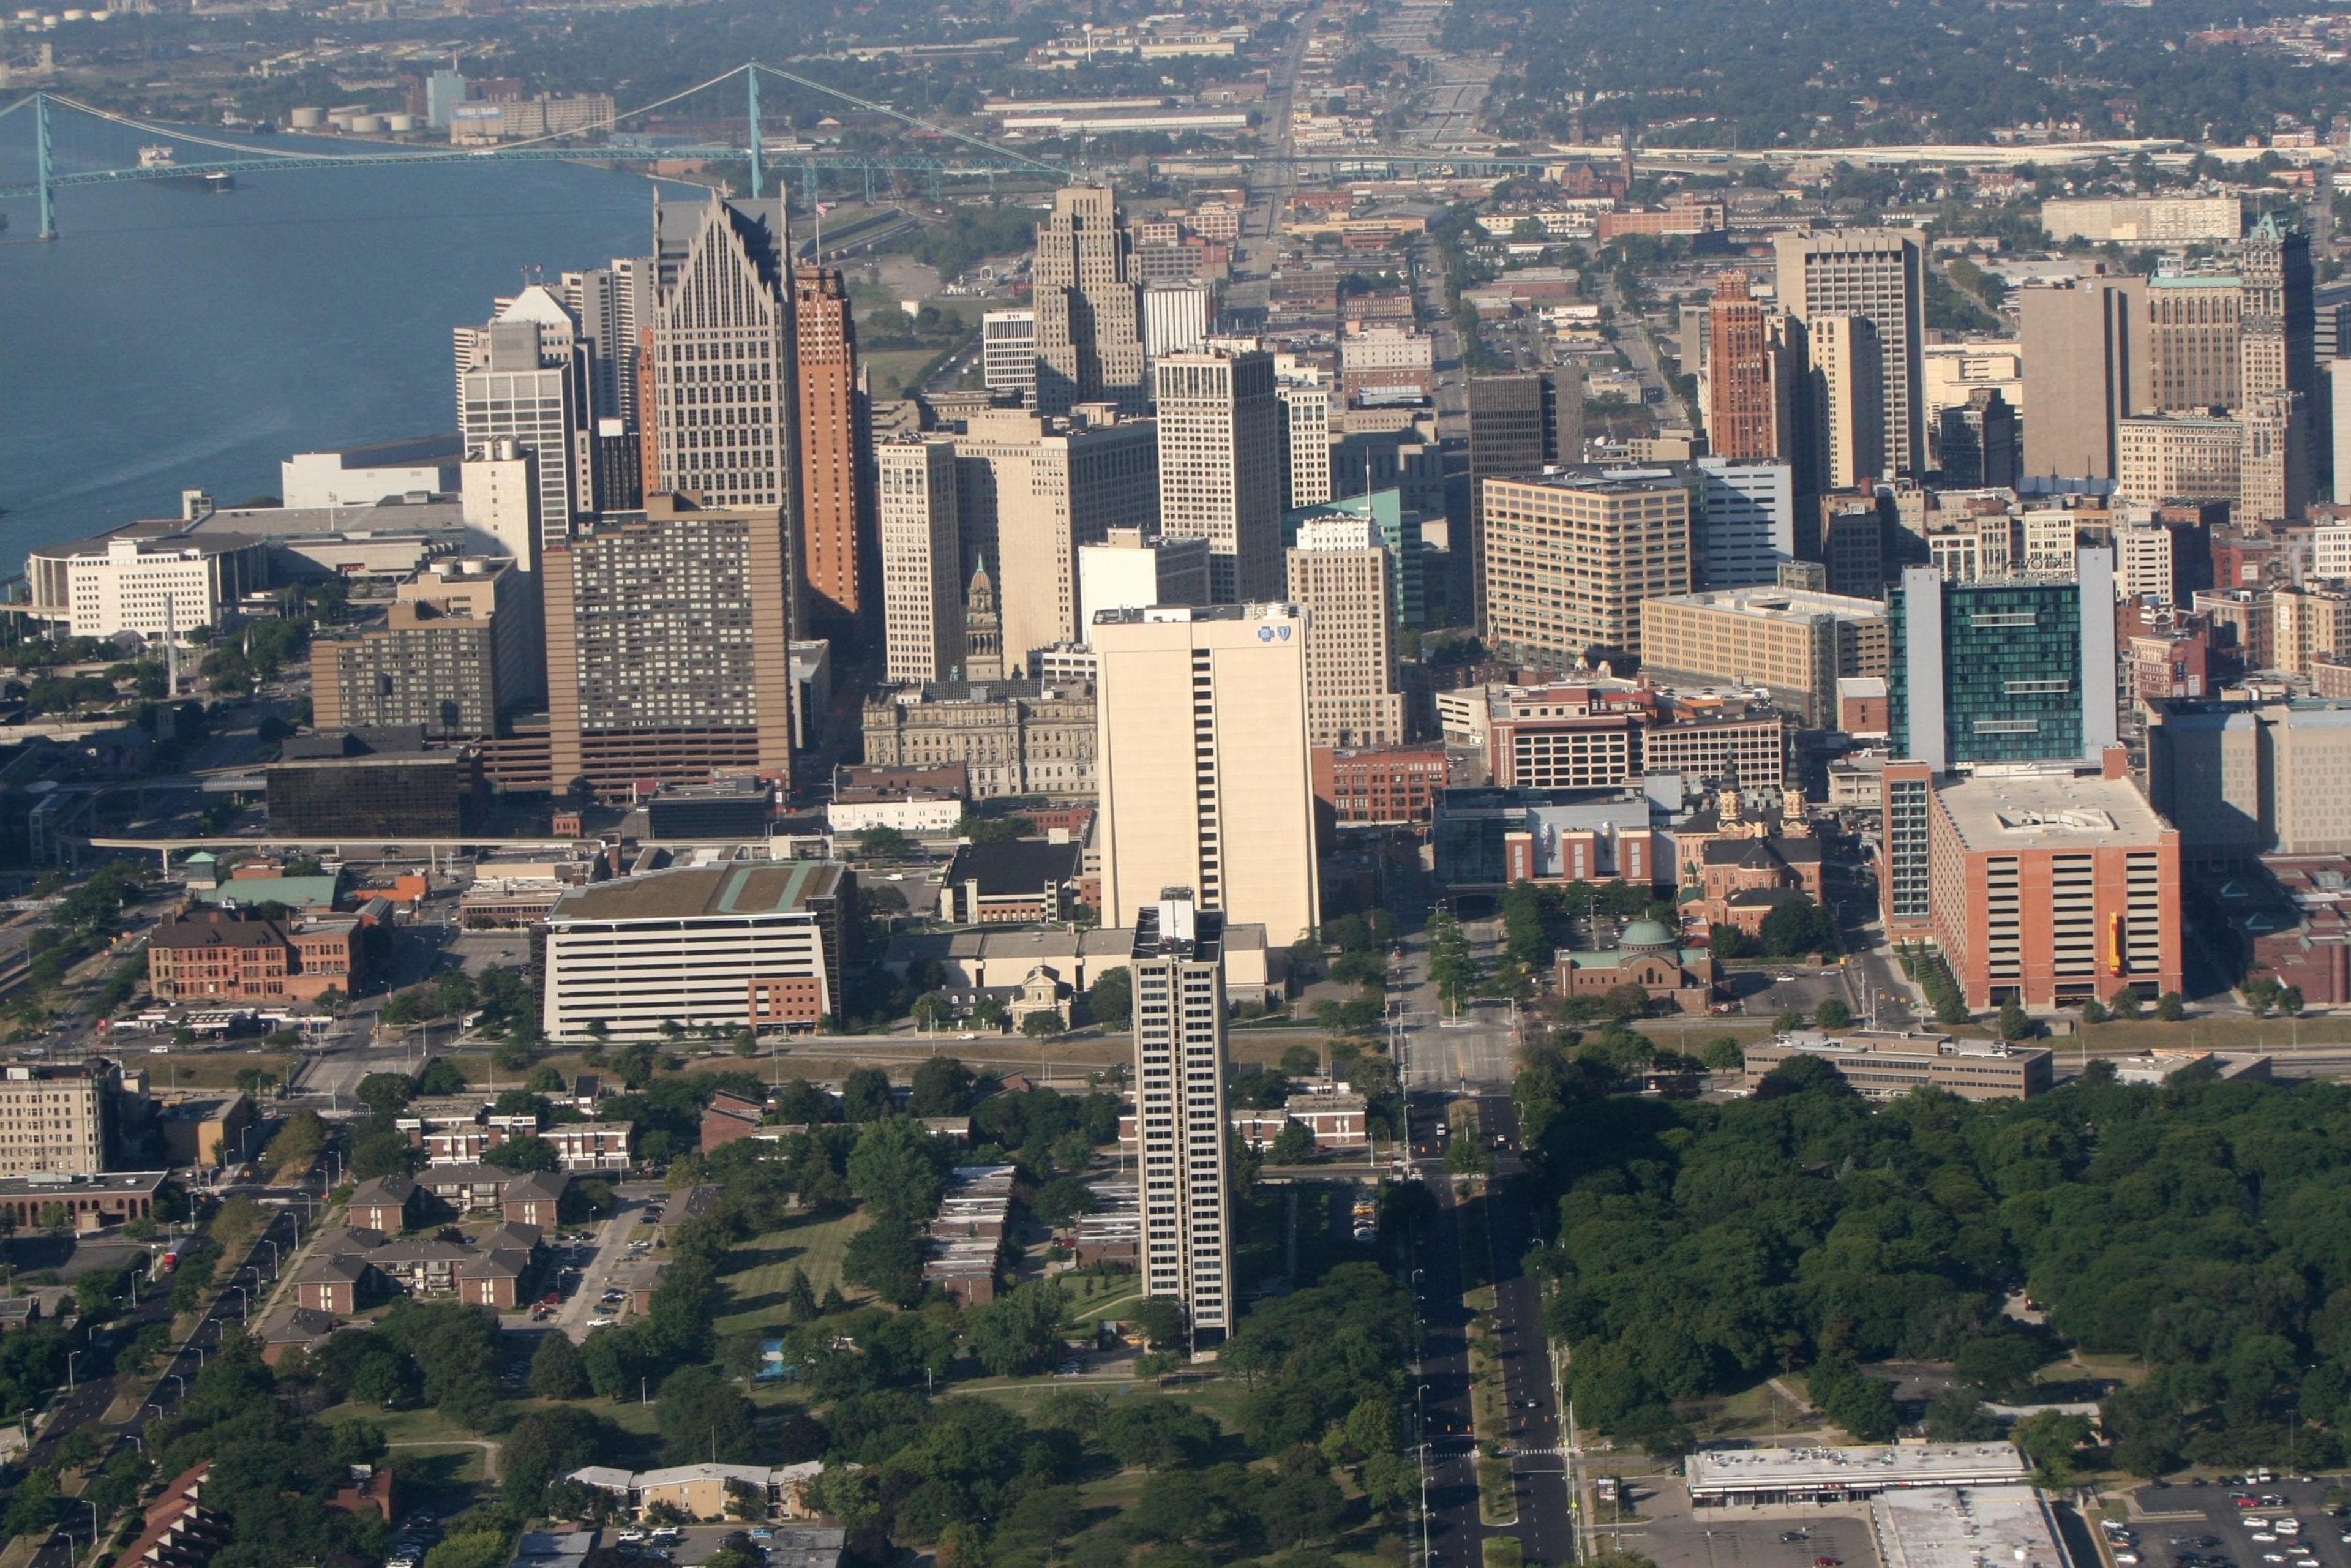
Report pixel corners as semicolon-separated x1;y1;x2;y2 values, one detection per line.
1938;388;2020;489
1288;521;1404;748
877;438;965;684
2241;212;2323;493
953;410;1160;669
794;264;874;644
1692;456;1796;589
1807;313;1884;490
459;287;589;560
1154;349;1285;603
1773;228;1927;478
543;493;795;795
1276;377;1333;510
1466;369;1583;632
2017;276;2148;481
563;257;655;439
1888;549;2118;771
1032;186;1147;415
645;193;801;527
1480;467;1695;669
1130;888;1233;1346
1078;527;1212;632
2146;272;2243;411
1093;604;1319;944
1707;272;1782;462
982;309;1038;403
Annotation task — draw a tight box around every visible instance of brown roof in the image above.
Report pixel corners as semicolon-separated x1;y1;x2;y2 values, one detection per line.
149;911;292;950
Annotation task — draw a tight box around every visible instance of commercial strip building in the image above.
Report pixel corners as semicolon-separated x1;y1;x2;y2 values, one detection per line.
1880;762;2181;1008
541;863;853;1039
1685;1442;2029;1507
1639;585;1889;726
1743;1029;2054;1099
1870;1486;2068;1568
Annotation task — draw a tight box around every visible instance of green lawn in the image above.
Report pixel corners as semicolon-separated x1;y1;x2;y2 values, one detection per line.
711;1206;874;1337
862;348;951;401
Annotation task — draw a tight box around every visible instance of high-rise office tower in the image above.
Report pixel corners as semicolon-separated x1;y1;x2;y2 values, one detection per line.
1155;350;1285;603
1938;388;2020;489
1466;369;1584;632
982;310;1038;403
2018;276;2148;481
2331;359;2351;503
954;410;1160;669
2241;212;2323;493
563;257;655;437
543;493;795;794
1093;604;1319;944
460;440;539;568
1480;466;1695;669
1287;520;1404;748
1032;186;1147;415
877;438;966;684
2240;391;2311;522
2147;272;2243;411
793;265;874;643
1807;314;1885;490
1143;284;1213;362
1707;272;1783;462
1773;228;1927;477
459;287;589;558
1130;888;1234;1346
1693;456;1796;589
646;193;801;533
1078;527;1212;632
1888;548;2118;771
1276;377;1333;509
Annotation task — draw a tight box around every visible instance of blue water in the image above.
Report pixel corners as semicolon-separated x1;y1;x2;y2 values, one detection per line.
0;137;678;566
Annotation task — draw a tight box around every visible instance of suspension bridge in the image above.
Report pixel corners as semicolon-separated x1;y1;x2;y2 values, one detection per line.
0;59;1074;239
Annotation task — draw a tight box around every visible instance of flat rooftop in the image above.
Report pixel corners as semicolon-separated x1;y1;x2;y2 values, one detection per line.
1652;585;1888;623
1872;1485;2066;1568
548;862;846;924
1933;770;2170;851
1686;1442;2028;1498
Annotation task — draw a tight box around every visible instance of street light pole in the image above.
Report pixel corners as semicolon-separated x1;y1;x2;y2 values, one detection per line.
64;1351;78;1392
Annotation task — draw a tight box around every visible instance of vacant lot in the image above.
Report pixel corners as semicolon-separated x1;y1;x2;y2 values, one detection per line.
711;1206;874;1337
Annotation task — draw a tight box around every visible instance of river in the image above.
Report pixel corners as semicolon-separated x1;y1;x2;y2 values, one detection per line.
0;144;679;570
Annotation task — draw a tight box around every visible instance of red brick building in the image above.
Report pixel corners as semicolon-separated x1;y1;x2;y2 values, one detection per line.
148;908;361;1004
1881;760;2182;1007
1312;743;1450;837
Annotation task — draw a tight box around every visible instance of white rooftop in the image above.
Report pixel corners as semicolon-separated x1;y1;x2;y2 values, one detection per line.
1685;1442;2028;1498
1933;771;2169;852
1873;1485;2066;1568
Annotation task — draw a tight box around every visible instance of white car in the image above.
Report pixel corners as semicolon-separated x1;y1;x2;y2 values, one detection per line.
2252;1533;2278;1544
588;1316;617;1327
2276;1520;2302;1534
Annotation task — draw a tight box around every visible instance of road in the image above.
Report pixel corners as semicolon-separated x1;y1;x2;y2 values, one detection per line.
1389;920;1521;1089
1409;1094;1575;1567
1594;273;1690;429
1235;1;1318;287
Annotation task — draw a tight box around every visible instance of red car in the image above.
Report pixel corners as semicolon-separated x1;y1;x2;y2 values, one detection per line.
2237;1496;2262;1509
1815;1558;1842;1567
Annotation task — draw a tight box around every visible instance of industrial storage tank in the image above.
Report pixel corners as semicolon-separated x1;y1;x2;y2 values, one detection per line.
347;114;384;134
384;113;415;132
288;107;324;129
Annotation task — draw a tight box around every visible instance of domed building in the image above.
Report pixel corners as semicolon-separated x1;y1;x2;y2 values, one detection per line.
1556;917;1720;1014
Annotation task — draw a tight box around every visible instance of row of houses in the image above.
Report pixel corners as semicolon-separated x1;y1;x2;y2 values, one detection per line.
346;1168;575;1231
566;1463;829;1523
394;1095;632;1172
924;1165;1017;1306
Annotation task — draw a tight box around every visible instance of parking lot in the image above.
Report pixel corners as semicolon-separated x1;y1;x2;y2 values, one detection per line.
2124;1477;2350;1568
1591;1472;1875;1568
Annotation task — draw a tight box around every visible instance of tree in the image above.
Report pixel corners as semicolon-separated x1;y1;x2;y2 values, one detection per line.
1813;999;1851;1030
2154;991;2186;1021
1021;1009;1065;1037
1128;1296;1186;1349
910;1054;975;1117
262;1108;328;1176
413;1057;467;1096
424;1532;511;1568
2013;1411;2094;1487
1755;897;1837;959
855;825;918;860
967;1280;1068;1376
842;1215;927;1306
2107;988;2143;1021
482;1134;559;1174
1700;1035;1743;1071
531;1330;591;1400
841;1067;893;1122
847;1117;946;1222
1708;923;1757;961
1444;1136;1493;1177
1270;1120;1316;1165
1601;981;1651;1020
1996;998;2031;1041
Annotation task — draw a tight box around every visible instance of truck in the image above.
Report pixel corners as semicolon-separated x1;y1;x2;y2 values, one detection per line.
151;1235;197;1278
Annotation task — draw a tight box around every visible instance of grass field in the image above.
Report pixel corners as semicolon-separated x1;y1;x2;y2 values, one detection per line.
711;1206;874;1337
144;1050;298;1093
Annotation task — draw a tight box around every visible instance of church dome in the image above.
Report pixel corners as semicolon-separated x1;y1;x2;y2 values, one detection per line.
1619;918;1676;954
